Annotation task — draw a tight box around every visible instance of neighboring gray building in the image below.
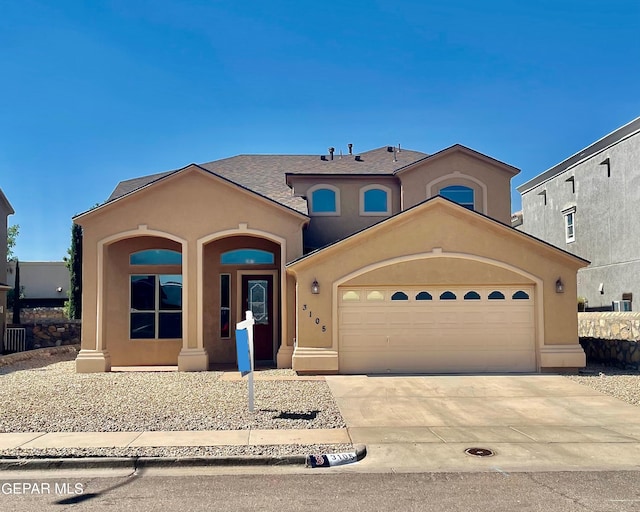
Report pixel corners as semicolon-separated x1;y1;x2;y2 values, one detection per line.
5;261;70;307
517;116;640;310
0;188;15;339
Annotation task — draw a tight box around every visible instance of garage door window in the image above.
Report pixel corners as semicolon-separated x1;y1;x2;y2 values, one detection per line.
367;291;384;301
463;291;481;300
488;291;505;300
342;291;361;301
512;290;530;300
440;291;457;300
415;291;432;301
391;291;409;301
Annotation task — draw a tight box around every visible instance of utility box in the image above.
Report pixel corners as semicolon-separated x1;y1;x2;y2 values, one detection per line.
612;300;632;312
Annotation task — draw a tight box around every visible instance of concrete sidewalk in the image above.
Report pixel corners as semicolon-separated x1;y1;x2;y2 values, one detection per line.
0;428;350;451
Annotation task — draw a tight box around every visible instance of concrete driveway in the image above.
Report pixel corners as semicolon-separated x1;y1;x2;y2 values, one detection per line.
325;374;640;473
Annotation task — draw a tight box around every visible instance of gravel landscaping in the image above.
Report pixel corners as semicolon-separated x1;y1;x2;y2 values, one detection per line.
0;348;351;458
564;365;640;407
0;349;345;433
2;348;640;459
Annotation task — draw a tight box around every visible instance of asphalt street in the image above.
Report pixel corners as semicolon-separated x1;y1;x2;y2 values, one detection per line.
1;469;640;511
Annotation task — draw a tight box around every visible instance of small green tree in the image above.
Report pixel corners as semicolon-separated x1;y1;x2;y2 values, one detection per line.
7;224;19;261
11;259;20;324
63;223;82;319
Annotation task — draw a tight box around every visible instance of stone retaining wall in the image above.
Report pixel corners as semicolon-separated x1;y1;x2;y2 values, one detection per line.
5;307;68;324
4;321;81;353
578;312;640;369
578;312;640;341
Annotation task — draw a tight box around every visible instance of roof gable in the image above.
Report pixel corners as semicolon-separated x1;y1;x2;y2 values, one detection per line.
394;144;520;177
75;164;308;222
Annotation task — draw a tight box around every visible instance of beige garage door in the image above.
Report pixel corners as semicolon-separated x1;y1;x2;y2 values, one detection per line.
338;286;536;374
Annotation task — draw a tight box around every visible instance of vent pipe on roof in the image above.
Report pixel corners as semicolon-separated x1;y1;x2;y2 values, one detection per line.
328;147;335;160
397;143;401;153
348;143;353;155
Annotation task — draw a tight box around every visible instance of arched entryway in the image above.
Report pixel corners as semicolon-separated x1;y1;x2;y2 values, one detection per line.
102;234;185;366
202;235;281;366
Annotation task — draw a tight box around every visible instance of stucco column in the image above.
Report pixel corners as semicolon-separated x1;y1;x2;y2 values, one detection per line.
76;236;111;373
178;238;208;371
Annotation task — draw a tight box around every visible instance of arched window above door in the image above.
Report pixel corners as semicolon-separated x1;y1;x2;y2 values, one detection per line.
130;249;182;265
221;249;275;265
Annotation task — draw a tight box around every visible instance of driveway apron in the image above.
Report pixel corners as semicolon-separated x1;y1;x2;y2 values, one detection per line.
325;375;640;472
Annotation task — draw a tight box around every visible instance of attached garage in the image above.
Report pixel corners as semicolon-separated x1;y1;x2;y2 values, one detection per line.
338;286;536;374
288;197;588;375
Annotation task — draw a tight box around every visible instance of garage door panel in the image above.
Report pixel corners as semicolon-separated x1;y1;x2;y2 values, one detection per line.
388;312;412;325
338;285;536;374
340;333;388;351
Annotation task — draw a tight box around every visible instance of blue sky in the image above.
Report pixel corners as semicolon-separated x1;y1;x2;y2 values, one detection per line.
1;0;639;261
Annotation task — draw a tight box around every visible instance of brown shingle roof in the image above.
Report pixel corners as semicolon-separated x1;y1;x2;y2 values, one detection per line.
107;146;429;214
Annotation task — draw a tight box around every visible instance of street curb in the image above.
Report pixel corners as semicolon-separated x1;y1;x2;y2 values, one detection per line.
0;445;367;471
0;454;306;471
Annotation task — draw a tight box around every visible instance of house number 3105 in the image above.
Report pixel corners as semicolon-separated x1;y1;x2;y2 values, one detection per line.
302;304;326;332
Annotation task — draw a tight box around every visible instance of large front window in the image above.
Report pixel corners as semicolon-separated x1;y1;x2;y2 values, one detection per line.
130;274;182;339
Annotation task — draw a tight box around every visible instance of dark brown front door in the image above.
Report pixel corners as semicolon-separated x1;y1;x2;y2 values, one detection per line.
241;275;274;362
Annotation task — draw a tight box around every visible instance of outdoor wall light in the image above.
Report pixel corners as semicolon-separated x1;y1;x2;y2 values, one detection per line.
311;279;320;294
555;278;564;294
56;287;63;293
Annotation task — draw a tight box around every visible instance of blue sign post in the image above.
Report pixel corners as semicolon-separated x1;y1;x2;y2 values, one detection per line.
235;311;255;412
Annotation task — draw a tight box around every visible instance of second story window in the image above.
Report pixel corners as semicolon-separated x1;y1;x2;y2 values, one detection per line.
308;185;340;215
563;207;576;243
439;185;474;210
360;185;391;216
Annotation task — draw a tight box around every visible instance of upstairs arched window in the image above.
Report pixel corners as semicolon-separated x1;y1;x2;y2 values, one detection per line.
309;185;340;215
439;185;474;210
360;185;391;215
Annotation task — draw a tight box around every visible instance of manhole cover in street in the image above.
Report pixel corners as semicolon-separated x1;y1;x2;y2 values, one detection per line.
464;447;494;457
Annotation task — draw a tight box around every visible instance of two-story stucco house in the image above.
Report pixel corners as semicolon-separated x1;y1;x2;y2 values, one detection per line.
0;188;15;344
517;116;640;311
75;143;588;374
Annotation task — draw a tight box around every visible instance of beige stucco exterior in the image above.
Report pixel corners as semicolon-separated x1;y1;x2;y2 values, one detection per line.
74;166;307;372
287;198;587;373
288;176;401;249
397;147;517;224
74;145;586;375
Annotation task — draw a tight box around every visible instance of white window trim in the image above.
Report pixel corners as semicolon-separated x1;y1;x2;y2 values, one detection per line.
307;184;340;216
425;172;487;215
563;206;576;243
359;184;392;216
